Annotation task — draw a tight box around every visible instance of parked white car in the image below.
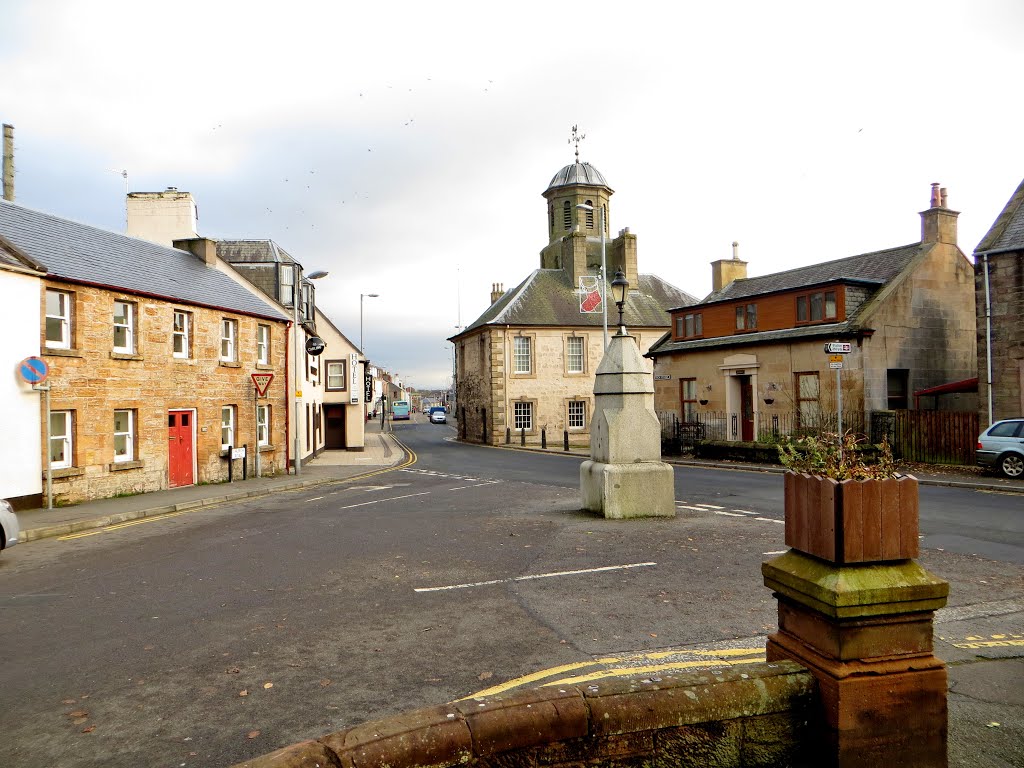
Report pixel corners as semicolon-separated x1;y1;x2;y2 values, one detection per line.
0;499;19;555
976;418;1024;478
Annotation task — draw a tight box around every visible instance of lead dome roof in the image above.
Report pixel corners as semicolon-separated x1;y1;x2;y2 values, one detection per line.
545;162;611;192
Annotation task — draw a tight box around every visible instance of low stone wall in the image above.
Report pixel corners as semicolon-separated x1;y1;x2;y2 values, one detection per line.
233;661;816;768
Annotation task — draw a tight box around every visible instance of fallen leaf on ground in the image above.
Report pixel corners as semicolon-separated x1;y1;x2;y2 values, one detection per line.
238;690;248;697
319;679;332;688
649;633;658;638
143;645;154;650
226;667;241;674
247;730;261;739
478;671;493;681
81;725;95;734
61;699;77;705
67;710;89;719
73;717;88;725
263;682;273;689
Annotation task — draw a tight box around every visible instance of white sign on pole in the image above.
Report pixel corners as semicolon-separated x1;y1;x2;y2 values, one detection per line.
829;361;843;369
824;342;852;354
349;352;359;405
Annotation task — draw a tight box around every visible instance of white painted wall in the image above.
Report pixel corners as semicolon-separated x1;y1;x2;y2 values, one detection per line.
126;190;198;246
0;269;42;501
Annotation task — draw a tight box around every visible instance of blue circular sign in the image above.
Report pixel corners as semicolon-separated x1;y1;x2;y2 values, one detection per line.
19;356;49;384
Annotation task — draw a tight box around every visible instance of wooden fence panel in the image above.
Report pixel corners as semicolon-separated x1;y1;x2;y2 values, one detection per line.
885;410;978;465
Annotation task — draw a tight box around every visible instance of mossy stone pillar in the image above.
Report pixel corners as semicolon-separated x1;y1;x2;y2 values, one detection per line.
579;332;674;519
763;473;950;766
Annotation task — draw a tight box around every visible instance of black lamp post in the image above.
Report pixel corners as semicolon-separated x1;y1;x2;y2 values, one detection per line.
611;267;629;334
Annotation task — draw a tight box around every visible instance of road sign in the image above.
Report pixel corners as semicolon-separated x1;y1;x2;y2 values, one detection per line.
251;372;274;397
18;356;49;384
824;342;852;354
829;361;844;369
829;355;844;364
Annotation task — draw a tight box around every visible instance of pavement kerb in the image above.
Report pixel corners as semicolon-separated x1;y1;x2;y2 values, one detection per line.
19;434;410;544
460;439;1024;495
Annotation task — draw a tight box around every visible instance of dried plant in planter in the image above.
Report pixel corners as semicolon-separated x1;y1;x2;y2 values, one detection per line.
777;431;898;480
777;432;915;563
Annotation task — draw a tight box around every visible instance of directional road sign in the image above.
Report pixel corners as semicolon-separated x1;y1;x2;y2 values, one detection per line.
824;342;852;354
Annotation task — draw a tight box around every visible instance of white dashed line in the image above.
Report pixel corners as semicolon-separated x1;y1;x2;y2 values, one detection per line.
755;517;785;525
415;562;657;593
713;510;746;517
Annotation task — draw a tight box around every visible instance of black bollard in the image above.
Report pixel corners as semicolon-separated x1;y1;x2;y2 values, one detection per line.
520;428;525;446
564;430;569;452
506;427;511;444
541;429;547;449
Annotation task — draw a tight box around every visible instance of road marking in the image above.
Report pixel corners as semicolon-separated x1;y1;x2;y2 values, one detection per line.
731;509;757;515
415;562;657;593
694;503;725;509
676;505;706;511
713;510;745;517
58;510;188;540
462;645;766;699
449;483;496;491
307;496;324;502
755;517;785;525
763;550;788;555
336;492;431;510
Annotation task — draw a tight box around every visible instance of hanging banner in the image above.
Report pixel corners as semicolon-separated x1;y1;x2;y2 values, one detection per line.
579;276;602;314
350;353;360;405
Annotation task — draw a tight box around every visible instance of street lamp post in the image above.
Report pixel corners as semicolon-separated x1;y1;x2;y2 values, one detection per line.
293;266;328;476
360;293;379;356
611;266;629;334
577;203;608;349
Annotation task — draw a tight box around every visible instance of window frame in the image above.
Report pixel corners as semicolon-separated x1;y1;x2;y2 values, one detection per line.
566;334;585;375
513;401;533;431
45;289;72;349
280;265;295;307
220;319;238;362
795;289;838;325
113;300;135;353
172;310;191;358
795;372;821;428
50;410;73;469
325;360;346;391
512;335;533;375
113;409;135;463
735;303;757;331
567;400;587;430
257;404;270;446
681;377;698;422
221;405;236;450
256;324;270;365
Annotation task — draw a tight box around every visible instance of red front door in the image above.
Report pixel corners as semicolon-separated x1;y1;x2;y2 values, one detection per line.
739;377;754;441
168;410;195;487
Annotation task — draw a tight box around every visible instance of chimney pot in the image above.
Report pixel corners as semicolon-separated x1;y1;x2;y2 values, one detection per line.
732;241;739;260
930;182;941;208
940;187;948;208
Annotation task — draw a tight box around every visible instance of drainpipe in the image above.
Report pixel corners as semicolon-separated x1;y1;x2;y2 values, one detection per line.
284;322;291;474
983;253;994;426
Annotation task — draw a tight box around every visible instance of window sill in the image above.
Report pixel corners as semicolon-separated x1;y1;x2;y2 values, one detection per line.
172;354;192;362
258;444;275;453
44;347;82;358
219;361;242;369
256;363;274;370
109;459;145;472
111;351;143;361
49;466;84;479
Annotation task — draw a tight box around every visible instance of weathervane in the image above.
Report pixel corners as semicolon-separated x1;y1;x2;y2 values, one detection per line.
569;124;586;163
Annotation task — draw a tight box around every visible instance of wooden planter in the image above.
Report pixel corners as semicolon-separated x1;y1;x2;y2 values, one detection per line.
783;471;919;564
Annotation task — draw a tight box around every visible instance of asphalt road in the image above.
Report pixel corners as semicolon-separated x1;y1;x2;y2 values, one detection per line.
0;417;1021;767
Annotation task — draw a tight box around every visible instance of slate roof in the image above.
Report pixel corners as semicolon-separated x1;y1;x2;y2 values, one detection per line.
649;242;931;357
216;239;298;265
0;200;288;321
0;234;45;274
694;243;925;307
455;269;696;338
975;177;1024;254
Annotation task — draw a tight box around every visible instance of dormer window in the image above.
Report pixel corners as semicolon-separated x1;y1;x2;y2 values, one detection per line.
796;290;837;324
563;201;571;230
584;200;594;229
735;303;757;331
676;312;703;339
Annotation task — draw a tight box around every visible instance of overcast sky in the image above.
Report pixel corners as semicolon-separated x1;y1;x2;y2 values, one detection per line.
2;1;1021;389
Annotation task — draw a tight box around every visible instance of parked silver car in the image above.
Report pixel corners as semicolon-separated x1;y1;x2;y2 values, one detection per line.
976;418;1024;478
0;499;19;555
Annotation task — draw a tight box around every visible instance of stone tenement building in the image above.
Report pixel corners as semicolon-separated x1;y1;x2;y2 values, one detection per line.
451;159;695;446
0;199;290;505
975;176;1024;424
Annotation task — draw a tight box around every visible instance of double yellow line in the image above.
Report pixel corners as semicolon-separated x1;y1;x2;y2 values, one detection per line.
57;436;418;542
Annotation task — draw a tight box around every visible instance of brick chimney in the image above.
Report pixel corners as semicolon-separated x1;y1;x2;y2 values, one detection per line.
490;283;505;304
173;237;218;267
711;241;748;292
920;182;958;245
